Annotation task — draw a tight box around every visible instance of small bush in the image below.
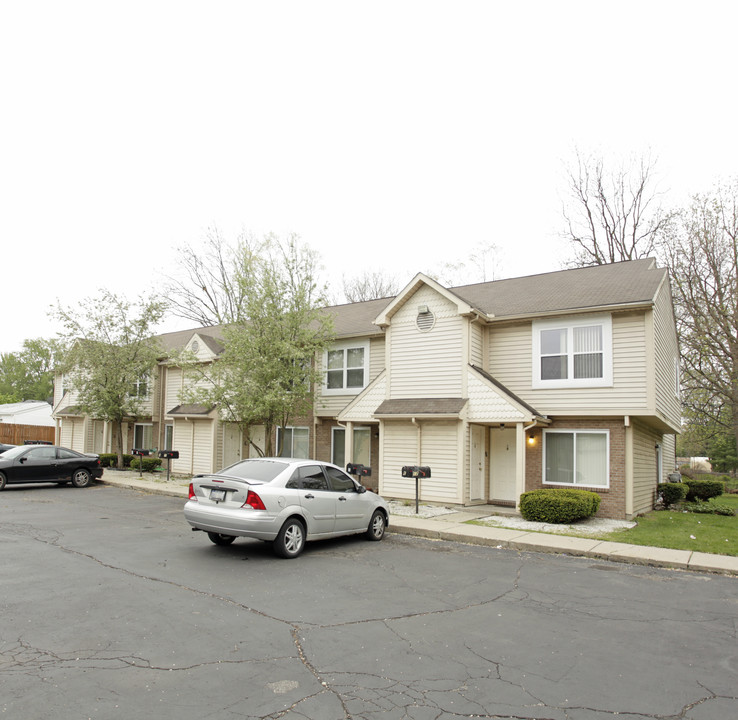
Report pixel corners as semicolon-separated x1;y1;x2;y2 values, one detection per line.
99;453;134;468
681;501;735;516
130;457;163;473
684;478;725;502
659;482;688;507
519;488;601;523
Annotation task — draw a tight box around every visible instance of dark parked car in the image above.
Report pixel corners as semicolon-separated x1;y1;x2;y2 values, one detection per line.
0;445;103;489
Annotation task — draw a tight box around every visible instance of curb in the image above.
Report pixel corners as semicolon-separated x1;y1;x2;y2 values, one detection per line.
97;476;738;577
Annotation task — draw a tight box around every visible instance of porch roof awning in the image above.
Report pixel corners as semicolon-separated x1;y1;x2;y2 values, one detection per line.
167;404;215;417
54;405;84;417
374;398;468;419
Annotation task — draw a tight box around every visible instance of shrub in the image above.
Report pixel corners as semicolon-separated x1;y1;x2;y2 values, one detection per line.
684;478;725;502
519;488;601;523
130;457;163;473
659;482;688;507
681;501;735;516
99;453;134;468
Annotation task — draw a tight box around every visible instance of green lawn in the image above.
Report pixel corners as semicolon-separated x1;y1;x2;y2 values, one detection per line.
597;494;738;556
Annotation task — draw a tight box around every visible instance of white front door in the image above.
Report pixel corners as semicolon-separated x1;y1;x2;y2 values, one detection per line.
223;424;242;468
470;425;485;501
489;427;517;503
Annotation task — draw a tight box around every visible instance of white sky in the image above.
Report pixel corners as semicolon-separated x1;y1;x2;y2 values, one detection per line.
2;1;736;354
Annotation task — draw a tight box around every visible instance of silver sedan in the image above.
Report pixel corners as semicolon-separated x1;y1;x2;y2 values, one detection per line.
184;458;389;558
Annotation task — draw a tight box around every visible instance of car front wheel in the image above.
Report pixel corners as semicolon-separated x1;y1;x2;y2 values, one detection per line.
366;510;386;541
207;532;236;546
71;469;92;488
0;471;6;491
273;518;306;558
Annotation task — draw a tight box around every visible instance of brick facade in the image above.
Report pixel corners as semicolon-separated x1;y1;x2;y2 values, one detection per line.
525;417;627;520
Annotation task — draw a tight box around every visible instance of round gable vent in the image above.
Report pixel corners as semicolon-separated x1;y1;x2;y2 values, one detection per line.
416;307;435;332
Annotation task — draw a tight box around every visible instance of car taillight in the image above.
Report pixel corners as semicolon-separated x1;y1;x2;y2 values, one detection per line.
242;490;266;510
188;483;197;500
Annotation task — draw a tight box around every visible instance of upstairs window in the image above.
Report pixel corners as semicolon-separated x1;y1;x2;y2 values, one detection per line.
533;315;612;389
131;373;150;398
323;342;369;394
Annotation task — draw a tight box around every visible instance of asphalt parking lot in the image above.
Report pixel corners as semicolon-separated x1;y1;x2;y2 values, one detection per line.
3;482;738;719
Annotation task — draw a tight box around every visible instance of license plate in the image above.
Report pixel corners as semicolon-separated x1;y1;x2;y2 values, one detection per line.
210;488;226;502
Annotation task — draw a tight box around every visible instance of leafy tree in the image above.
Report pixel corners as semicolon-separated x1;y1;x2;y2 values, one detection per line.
561;149;672;267
53;290;166;468
0;338;62;402
662;180;738;461
182;235;334;456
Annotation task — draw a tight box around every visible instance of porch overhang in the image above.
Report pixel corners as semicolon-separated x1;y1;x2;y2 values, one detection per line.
373;398;468;420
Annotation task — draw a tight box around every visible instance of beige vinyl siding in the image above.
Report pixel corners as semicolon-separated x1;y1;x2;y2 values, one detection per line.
488;311;649;413
419;422;461;502
60;418;86;452
470;322;484;366
380;421;460;502
381;422;419;497
661;434;676;478
165;366;183;415
389;287;463;398
652;283;681;429
632;420;660;515
315;336;384;418
172;419;215;475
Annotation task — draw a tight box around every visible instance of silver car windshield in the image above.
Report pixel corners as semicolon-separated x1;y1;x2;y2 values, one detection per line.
218;459;289;482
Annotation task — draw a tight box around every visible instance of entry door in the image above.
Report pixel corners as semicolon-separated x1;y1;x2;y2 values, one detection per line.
223;424;242;468
470;425;485;501
489;427;517;503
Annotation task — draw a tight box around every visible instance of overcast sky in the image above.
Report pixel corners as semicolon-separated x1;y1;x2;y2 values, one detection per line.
2;1;736;355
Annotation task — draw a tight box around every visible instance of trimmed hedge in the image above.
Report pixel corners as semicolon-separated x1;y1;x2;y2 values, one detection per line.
684;478;725;502
99;453;135;468
659;482;688;507
130;457;163;473
519;488;601;523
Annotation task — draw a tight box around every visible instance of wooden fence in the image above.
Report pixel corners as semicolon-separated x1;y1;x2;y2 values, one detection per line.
0;423;55;445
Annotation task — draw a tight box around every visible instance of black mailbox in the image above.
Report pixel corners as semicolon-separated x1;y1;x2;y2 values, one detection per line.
346;463;371;477
401;465;431;478
158;450;179;460
132;448;152;456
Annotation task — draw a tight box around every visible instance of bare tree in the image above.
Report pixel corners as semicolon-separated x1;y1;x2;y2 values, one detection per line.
662;180;738;454
166;227;263;326
562;149;672;267
342;271;400;303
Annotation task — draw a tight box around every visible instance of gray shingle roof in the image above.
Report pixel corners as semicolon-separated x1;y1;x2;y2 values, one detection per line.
450;258;666;319
374;398;468;416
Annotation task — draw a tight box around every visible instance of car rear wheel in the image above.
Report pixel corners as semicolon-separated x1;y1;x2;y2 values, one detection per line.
0;471;6;491
366;510;386;541
207;532;236;546
273;518;306;558
71;469;92;488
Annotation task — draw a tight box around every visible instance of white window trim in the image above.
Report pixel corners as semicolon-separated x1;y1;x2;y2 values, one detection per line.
322;340;370;396
532;314;613;389
543;429;610;489
133;423;154;450
277;426;310;458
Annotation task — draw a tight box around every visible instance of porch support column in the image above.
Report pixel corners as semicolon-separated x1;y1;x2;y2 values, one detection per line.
345;421;354;465
515;422;526;508
625;416;634;518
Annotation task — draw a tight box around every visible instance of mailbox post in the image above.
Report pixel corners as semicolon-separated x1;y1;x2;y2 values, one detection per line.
401;465;431;513
132;448;152;478
158;450;179;482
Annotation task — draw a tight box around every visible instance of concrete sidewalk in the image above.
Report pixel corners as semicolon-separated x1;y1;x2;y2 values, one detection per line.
98;470;738;577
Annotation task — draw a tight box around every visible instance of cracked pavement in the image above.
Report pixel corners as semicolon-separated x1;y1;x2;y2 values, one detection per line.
2;482;738;719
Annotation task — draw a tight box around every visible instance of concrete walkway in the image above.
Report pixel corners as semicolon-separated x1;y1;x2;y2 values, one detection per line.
99;470;738;577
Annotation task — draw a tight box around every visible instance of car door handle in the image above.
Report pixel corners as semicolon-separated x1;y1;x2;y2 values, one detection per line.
304;493;315;499
338;496;347;502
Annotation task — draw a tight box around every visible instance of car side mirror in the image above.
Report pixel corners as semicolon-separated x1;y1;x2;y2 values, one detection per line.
354;482;366;494
19;457;27;464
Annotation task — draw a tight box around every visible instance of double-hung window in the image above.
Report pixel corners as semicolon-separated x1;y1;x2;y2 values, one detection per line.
533;315;612;388
133;423;153;451
323;342;369;394
544;430;609;488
